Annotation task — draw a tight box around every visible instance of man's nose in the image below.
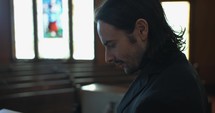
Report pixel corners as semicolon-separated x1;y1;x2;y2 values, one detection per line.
105;51;114;64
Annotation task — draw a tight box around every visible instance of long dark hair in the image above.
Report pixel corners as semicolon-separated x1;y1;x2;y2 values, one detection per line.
95;0;186;62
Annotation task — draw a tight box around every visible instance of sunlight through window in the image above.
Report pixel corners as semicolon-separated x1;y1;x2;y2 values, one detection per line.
72;0;95;60
13;0;35;59
161;1;190;59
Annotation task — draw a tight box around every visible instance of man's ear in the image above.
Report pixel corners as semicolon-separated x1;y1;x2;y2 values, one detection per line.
135;18;148;41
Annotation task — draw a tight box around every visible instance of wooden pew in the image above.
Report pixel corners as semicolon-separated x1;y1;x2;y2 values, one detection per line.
0;63;77;113
0;62;135;113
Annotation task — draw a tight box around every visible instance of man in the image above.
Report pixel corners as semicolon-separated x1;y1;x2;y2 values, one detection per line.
95;0;210;113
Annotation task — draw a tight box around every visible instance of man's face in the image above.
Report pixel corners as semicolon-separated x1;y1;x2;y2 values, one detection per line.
97;20;148;74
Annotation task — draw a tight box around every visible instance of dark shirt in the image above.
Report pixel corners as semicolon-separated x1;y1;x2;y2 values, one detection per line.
117;52;209;113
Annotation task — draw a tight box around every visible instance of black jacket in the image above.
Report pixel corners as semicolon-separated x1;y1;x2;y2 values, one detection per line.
117;52;209;113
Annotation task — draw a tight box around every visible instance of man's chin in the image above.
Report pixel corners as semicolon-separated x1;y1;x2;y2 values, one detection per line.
124;68;138;75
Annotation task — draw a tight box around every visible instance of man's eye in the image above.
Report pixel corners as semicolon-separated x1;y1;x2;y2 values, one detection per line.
107;43;116;48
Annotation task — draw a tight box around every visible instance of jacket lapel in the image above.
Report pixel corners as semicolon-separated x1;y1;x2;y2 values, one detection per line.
117;68;150;113
117;60;164;113
117;52;186;113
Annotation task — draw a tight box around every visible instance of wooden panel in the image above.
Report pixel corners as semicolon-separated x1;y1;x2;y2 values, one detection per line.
0;0;12;64
191;0;215;83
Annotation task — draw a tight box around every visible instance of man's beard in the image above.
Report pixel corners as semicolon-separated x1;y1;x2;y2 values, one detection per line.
123;65;140;75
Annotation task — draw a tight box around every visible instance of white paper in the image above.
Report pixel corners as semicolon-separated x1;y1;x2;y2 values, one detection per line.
0;109;21;113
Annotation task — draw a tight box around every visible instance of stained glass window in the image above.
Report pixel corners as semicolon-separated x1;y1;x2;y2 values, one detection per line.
13;0;95;60
42;0;63;38
37;0;70;59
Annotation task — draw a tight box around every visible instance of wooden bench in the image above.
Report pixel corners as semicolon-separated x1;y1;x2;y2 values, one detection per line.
0;62;135;113
0;63;77;113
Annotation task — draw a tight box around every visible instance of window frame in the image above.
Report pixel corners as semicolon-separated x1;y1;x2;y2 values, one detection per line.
11;0;96;63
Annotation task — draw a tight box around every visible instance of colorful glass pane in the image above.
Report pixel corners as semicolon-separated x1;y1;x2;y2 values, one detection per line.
43;0;63;38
